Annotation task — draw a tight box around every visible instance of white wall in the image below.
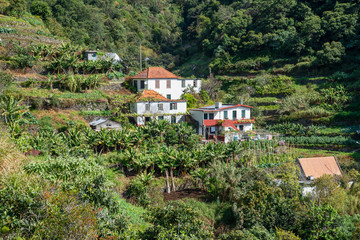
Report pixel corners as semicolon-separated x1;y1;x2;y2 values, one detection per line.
132;101;187;125
94;120;121;130
133;79;201;99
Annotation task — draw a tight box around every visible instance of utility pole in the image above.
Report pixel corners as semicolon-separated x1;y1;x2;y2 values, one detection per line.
139;40;142;71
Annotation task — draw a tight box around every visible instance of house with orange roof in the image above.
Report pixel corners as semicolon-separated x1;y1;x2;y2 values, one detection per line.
130;90;187;125
130;67;201;100
189;102;255;140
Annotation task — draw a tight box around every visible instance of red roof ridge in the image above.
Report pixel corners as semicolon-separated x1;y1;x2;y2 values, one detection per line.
131;67;180;79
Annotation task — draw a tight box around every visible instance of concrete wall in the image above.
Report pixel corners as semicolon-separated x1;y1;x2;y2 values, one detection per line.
133;78;201;99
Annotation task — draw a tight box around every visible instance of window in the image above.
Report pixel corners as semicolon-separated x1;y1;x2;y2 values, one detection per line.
166;94;171;99
133;80;137;89
232;110;237;120
140;80;145;89
209;113;214;119
145;103;150;111
242;110;246;118
166;80;171;88
224;111;228;119
204;113;208;120
182;79;185;88
193;80;197;87
158;116;164;120
170;103;177;110
171;115;176;124
210;127;216;134
239;125;244;131
106;123;112;127
158;103;163;111
155;80;160;89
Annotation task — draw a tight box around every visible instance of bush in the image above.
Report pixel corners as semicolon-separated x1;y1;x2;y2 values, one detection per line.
0;72;13;95
30;1;52;20
142;201;214;239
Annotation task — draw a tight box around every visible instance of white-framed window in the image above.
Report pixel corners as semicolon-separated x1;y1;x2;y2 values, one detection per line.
158;103;163;110
171;115;176;123
241;110;246;118
204;113;208;120
155;80;160;89
145;103;150;111
158;116;164;120
182;79;186;88
167;80;171;88
209;113;214;119
193;80;197;87
170;103;177;110
167;94;171;99
140;80;145;89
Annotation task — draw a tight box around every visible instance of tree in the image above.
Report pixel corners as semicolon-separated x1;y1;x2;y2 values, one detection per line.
316;41;345;65
5;0;27;18
30;1;52;20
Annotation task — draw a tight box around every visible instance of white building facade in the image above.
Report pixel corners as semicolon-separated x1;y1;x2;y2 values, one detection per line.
131;67;201;100
131;90;187;125
189;102;255;140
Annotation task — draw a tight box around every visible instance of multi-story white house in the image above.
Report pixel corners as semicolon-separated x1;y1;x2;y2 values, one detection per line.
131;90;187;125
189;102;255;140
131;67;201;100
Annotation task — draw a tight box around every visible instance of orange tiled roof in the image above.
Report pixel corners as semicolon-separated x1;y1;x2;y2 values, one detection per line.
136;90;186;102
298;156;342;179
132;67;180;79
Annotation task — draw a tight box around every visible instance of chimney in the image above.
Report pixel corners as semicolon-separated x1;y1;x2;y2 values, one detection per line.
215;102;222;109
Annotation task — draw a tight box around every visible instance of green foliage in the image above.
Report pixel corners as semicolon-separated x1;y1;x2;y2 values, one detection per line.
128;171;154;207
298;204;341;240
317;41;345;65
268;123;319;136
284;135;354;147
0;72;13;95
5;0;27;18
182;93;198;108
30;1;52;20
142;201;214;239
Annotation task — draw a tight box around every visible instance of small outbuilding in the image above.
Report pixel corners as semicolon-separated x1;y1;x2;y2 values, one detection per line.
296;156;343;196
83;50;97;61
89;118;121;131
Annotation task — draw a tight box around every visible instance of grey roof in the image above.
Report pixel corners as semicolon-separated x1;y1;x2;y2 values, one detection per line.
89;118;107;126
102;52;123;64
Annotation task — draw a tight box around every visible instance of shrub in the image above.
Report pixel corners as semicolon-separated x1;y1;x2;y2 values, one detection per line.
0;72;13;95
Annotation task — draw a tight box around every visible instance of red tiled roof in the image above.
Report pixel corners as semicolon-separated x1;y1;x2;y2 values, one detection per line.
131;67;180;79
136;90;186;102
298;156;342;179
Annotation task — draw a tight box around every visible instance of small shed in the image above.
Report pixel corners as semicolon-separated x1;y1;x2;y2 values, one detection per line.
297;156;342;180
297;156;343;196
83;50;97;61
89;118;121;131
102;52;123;64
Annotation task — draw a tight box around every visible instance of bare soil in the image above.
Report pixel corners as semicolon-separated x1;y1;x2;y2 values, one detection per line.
163;188;208;201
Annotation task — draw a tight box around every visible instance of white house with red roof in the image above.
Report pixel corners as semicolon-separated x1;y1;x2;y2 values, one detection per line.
189;102;255;140
131;67;201;100
131;90;187;125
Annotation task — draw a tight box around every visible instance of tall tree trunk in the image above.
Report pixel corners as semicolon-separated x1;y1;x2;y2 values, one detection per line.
170;168;176;192
165;168;171;193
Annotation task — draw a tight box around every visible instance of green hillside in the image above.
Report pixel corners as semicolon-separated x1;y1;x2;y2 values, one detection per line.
1;0;360;239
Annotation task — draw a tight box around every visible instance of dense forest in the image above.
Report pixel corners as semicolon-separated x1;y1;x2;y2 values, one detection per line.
1;0;360;239
3;0;360;75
